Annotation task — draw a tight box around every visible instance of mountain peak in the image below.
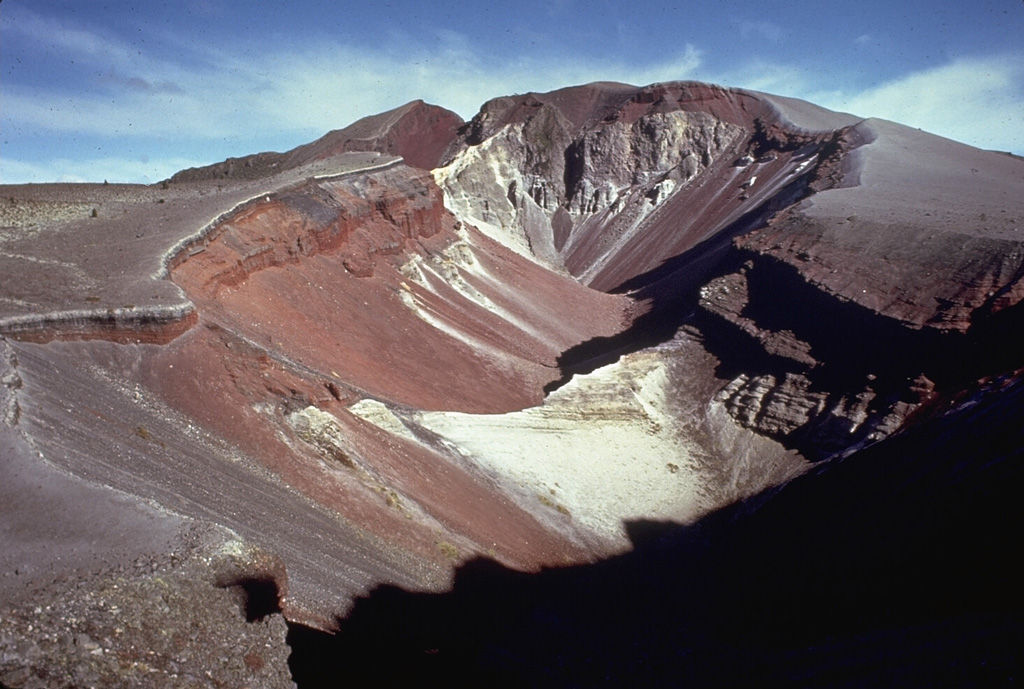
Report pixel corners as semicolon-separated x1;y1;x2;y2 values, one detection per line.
170;100;463;182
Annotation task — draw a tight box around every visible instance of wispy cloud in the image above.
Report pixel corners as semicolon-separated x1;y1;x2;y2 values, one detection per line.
2;8;705;183
712;59;818;99
4;2;1021;184
4;23;704;143
818;55;1024;152
709;53;1024;154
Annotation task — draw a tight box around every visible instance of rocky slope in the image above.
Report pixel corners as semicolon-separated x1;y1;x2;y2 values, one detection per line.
170;100;463;181
433;81;1024;459
2;81;1023;686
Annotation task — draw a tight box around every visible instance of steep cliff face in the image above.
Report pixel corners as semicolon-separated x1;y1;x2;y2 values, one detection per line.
434;82;849;292
689;120;1024;457
171;166;447;289
734;121;1024;332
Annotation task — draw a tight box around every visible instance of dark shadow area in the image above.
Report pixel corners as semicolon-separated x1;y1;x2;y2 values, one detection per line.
220;576;283;623
541;297;694;395
552;220;1024;459
707;250;1024;395
287;373;1024;687
694;250;1024;459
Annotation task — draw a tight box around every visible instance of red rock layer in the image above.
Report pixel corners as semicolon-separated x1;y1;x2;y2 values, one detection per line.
152;162;630;611
175;167;446;291
171;165;627;413
4;308;198;345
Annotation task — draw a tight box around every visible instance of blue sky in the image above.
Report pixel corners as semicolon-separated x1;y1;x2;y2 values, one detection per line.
2;0;1022;183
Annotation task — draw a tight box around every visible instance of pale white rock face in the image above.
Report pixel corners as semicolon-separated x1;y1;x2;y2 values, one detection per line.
286;406;362;469
353;350;707;546
433;125;557;266
345;330;808;550
347;399;420;444
435;108;744;281
400;228;502;316
564;111;734;211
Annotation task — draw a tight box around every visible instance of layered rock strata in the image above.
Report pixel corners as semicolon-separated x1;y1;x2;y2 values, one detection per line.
432;81;1024;458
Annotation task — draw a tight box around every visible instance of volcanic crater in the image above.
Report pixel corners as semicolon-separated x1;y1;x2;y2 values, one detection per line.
2;81;1023;687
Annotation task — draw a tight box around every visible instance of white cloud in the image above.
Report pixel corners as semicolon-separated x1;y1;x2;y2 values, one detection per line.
6;5;1021;185
708;54;1023;154
2;26;705;182
817;55;1024;152
713;59;818;98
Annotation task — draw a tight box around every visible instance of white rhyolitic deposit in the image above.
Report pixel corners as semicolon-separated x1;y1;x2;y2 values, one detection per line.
433;126;548;264
351;350;706;545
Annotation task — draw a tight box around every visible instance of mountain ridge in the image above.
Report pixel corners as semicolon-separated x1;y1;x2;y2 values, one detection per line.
169;99;464;183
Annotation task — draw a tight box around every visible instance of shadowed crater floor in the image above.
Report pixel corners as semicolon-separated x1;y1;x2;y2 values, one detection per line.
287;373;1024;686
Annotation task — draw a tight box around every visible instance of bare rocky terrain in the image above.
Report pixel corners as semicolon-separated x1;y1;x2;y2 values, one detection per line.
2;81;1022;687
